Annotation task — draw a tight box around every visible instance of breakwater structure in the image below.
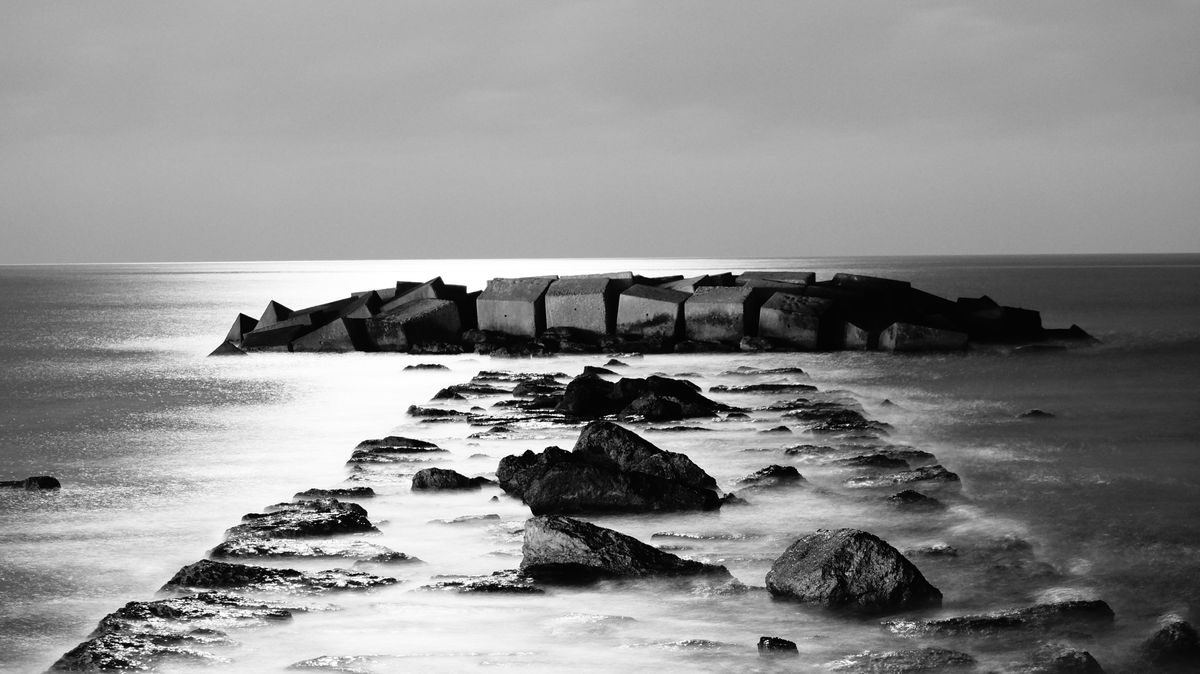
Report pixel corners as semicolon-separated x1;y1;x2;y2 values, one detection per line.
211;270;1095;356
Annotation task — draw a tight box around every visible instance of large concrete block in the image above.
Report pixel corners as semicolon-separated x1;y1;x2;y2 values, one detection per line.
257;301;292;327
342;291;383;319
659;273;736;294
366;299;463;351
684;286;762;344
476;276;557;337
757;293;831;350
545;277;625;335
616;285;688;339
291;317;371;352
242;313;315;351
738;270;816;289
831;273;911;295
224;314;259;343
880;322;968;352
842;320;873;350
381;277;468;314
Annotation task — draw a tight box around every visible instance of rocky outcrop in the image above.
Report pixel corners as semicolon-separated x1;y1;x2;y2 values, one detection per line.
1140;615;1200;667
765;528;942;615
496;422;721;514
554;373;728;419
888;489;946;510
518;515;731;583
348;436;447;463
411;468;493;490
223;499;377;540
0;475;61;489
161;559;396;593
208;539;412;563
882;600;1115;638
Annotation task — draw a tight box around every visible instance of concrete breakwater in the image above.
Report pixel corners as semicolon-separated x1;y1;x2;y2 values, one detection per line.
211;270;1094;356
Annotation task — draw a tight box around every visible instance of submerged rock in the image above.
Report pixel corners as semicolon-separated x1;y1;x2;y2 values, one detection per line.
421;569;543;594
1140;615;1200;666
209;539;413;563
574;420;717;489
161;559;396;593
411;468;493;490
519;515;732;583
845;465;961;490
1019;643;1105;673
1020;409;1056;419
882;600;1115;638
554;373;727;419
348;436;446;463
1;475;61;490
828;647;976;672
757;636;798;656
736;465;805;489
765;528;942;615
404;363;449;370
224;499;378;539
834;454;910;470
406;405;472;418
294;487;375;499
888;490;946;511
617;393;684;421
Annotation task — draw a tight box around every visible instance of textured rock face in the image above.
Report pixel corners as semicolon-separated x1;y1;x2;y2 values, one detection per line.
757;636;799;656
765;528;942;615
882;600;1115;638
554;373;726;419
224;499;378;540
828;647;976;672
411;468;491;490
161;559;396;593
208;539;411;563
572;421;717;490
1020;643;1105;673
519;515;731;583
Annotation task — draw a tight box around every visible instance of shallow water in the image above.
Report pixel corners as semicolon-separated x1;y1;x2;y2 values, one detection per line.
1;256;1198;672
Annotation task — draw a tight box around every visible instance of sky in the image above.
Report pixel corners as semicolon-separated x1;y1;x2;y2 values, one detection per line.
1;1;1198;263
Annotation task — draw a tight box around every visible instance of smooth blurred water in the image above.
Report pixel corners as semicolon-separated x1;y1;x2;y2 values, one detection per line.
0;256;1197;672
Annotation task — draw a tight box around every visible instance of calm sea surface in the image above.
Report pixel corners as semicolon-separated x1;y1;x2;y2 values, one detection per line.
1;256;1198;672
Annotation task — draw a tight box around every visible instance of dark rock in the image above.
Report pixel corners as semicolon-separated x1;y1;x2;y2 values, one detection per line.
1140;615;1200;666
1;475;61;490
766;528;942;615
845;465;961;490
512;380;564;397
720;493;749;506
406;405;471;418
834;454;910;470
788;408;891;435
757;636;798;656
404;363;449;370
725;412;751;420
421;569;543;594
1020;643;1105;673
411;468;493;491
435;383;511;398
555;373;727;419
721;366;807;376
1021;409;1056;419
888;490;945;511
473;370;568;383
432;389;466;400
905;543;958;557
759;425;792;434
348;437;447;463
208;539;412;563
709;383;818;394
519;515;732;583
573;420;718;489
428;514;501;524
555;372;623;416
882;600;1115;638
605;359;629;367
584;365;618;376
224;499;377;539
737;465;804;489
617;394;684;421
647;425;707;432
828;647;976;672
294;487;375;499
161;559;395;593
783;443;838;456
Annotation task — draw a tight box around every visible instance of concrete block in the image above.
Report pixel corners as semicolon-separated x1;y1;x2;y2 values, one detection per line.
659;273;736;294
342;291;383;319
616;285;689;339
476;276;557;337
842;320;872;350
257;301;292;327
381;277;466;314
546;277;625;335
880;322;968;352
366;299;463;351
242;313;315;350
738;270;816;288
758;293;831;350
291;317;372;352
224;314;258;343
831;273;911;294
684;285;762;344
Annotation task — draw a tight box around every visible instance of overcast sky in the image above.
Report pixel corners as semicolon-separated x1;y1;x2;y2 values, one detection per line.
2;1;1198;263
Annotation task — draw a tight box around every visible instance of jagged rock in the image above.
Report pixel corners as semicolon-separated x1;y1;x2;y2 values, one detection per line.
0;475;61;489
736;465;804;489
209;539;412;563
51;592;294;672
294;487;375;499
845;465;961;490
428;514;501;525
1019;643;1105;673
828;647;976;672
757;636;798;656
161;559;396;593
224;499;377;539
411;468;493;491
421;569;543;594
788;408;891;435
766;528;942;615
904;543;958;557
519;515;732;583
882;600;1115;638
512;379;564;397
574;420;717;489
1140;615;1200;666
888;490;946;510
348;437;447;463
605;359;629;367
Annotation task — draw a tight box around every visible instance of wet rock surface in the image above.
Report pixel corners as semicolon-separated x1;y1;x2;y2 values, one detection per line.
348;436;447;463
882;600;1115;638
845;464;961;490
410;467;493;490
757;636;798;656
766;528;942;615
827;647;977;672
161;559;397;593
1018;643;1106;673
519;515;732;583
294;486;375;499
421;569;544;594
1140;615;1200;667
208;538;414;562
736;464;804;489
224;498;379;539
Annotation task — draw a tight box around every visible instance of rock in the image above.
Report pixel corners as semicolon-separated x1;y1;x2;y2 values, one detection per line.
421;569;543;594
435;382;511;397
208;539;412;563
411;468;493;491
404;363;449;370
721;366;808;376
888;490;946;511
882;600;1115;638
224;499;378;540
1021;409;1056;419
617;393;684;421
710;383;818;394
905;543;958;557
759;425;792;434
583;365;618;376
0;475;61;490
512;379;564;397
161;559;396;593
828;647;976;672
573;420;717;489
348;437;447;463
757;636;798;656
736;465;805;489
1020;643;1105;673
765;528;942;615
294;487;375;499
428;514;501;524
406;405;472;418
519;515;732;583
605;359;629;367
835;454;910;470
845;465;961;490
1140;615;1200;666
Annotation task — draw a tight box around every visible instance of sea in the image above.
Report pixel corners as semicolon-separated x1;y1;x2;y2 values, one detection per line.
1;255;1198;673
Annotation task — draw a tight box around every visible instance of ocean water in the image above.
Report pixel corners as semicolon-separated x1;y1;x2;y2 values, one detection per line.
0;255;1197;672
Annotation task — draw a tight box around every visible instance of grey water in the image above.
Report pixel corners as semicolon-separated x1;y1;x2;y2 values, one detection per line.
1;255;1198;672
